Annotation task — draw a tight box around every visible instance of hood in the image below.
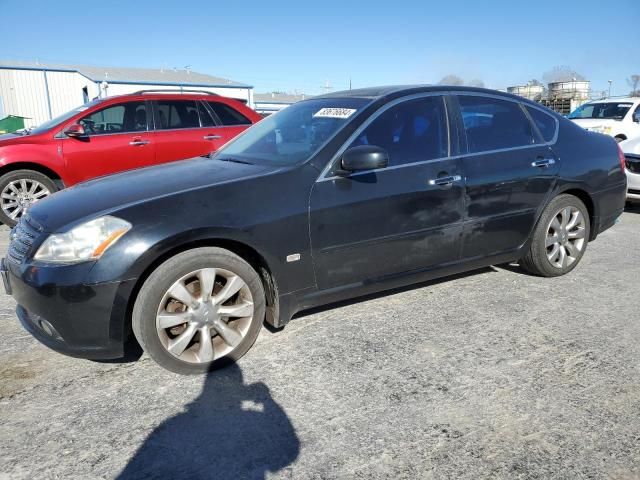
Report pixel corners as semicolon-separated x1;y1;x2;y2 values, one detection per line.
0;132;25;145
570;118;619;135
28;157;276;232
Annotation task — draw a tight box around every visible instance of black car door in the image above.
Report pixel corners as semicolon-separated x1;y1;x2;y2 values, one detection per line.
452;94;560;259
309;94;465;290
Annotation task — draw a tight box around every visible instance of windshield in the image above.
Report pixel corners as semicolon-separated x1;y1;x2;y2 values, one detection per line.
215;97;371;166
28;99;103;135
568;102;633;120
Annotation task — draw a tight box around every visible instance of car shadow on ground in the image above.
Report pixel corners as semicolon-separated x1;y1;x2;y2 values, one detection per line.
116;362;300;480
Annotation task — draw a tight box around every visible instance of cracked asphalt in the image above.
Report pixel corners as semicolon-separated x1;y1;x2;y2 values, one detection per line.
1;206;639;479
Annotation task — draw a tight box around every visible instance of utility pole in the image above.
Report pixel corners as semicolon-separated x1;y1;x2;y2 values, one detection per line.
608;80;612;98
349;77;352;90
321;80;332;94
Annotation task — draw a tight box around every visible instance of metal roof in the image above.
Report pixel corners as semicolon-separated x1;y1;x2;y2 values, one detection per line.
253;92;310;104
0;60;250;88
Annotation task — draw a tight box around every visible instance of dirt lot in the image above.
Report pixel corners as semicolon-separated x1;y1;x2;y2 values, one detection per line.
1;207;639;479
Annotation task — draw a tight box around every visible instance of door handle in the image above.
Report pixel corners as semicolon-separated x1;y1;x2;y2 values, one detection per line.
129;139;150;146
428;175;462;186
204;134;223;141
531;157;556;168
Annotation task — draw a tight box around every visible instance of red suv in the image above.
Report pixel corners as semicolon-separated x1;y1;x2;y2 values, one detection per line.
0;91;261;226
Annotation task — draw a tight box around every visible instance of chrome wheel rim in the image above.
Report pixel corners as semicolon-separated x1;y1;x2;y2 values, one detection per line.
546;206;586;269
1;179;50;220
156;268;254;364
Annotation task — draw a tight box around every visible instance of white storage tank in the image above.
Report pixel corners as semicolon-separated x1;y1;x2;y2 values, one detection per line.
507;84;545;100
547;80;590;100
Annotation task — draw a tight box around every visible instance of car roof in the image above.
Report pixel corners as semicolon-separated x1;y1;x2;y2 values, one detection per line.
313;84;537;104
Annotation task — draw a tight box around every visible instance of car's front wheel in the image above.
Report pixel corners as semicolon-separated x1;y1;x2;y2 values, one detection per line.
132;247;265;374
520;194;590;277
0;170;58;227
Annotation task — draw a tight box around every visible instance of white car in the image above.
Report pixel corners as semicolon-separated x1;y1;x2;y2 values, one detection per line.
621;136;640;201
568;97;640;143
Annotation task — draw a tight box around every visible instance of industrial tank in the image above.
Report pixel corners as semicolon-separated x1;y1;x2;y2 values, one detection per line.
507;84;545;100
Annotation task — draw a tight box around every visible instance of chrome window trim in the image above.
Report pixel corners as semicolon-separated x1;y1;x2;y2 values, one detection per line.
316;92;450;182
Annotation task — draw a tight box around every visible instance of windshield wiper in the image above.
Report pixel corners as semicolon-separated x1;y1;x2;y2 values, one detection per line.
217;156;254;165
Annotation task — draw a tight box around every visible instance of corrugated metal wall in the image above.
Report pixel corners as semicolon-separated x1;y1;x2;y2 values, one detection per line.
0;69;99;127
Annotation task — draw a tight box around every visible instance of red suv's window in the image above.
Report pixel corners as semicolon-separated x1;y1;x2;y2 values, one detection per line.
197;101;218;127
154;100;200;130
207;101;251;126
79;102;148;135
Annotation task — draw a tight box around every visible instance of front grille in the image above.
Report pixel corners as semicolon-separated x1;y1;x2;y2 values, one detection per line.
625;155;640;174
629;189;640;195
7;214;44;264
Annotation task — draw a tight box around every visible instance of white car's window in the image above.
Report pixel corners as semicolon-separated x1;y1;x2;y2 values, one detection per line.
568;102;633;120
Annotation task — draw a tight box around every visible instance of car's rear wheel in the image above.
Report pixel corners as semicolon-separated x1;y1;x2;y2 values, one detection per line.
0;170;58;227
520;194;590;277
132;247;265;375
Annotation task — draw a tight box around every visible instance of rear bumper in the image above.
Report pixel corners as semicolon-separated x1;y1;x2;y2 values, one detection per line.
3;259;133;360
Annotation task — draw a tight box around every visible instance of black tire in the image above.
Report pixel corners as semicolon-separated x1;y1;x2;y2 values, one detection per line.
520;194;590;277
0;169;58;227
132;247;265;375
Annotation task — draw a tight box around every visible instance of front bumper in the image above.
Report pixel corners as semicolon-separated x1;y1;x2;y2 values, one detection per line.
2;258;134;360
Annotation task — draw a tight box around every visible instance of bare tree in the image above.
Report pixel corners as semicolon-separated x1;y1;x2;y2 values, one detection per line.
467;79;485;88
543;66;586;84
438;74;464;86
628;75;640;96
529;79;543;87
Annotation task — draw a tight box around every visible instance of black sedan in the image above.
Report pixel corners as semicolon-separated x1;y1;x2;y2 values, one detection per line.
1;86;627;374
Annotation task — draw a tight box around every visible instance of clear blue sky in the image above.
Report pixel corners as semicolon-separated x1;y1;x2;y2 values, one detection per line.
1;0;638;96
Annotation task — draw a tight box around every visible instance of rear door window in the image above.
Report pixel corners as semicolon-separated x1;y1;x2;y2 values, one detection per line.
207;101;251;126
198;101;218;127
525;106;557;143
458;96;535;153
79;101;148;135
349;96;449;166
154;100;200;130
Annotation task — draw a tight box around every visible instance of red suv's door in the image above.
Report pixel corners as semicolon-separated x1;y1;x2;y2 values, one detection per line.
151;99;254;164
62;100;155;183
151;99;221;163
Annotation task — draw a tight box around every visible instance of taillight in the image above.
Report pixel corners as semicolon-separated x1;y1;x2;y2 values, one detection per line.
617;144;626;171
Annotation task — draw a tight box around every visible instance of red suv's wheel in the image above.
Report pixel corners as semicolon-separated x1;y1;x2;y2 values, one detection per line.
0;170;58;227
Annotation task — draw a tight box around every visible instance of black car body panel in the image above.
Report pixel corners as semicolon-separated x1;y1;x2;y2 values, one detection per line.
3;86;627;360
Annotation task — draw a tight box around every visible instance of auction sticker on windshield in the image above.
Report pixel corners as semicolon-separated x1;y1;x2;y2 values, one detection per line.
313;108;357;119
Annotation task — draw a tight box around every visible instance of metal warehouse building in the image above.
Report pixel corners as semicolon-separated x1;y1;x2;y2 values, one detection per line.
253;92;309;116
0;60;254;128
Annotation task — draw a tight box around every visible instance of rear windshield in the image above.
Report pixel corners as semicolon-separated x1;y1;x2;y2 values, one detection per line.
214;98;371;166
568;102;633;120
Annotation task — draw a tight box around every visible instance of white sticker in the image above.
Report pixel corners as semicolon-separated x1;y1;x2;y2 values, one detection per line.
313;108;357;119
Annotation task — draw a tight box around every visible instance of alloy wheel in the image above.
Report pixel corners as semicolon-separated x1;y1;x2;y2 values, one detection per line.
155;268;254;364
1;179;50;220
545;206;587;269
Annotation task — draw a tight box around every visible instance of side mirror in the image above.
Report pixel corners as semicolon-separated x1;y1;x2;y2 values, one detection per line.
338;145;389;175
64;124;86;138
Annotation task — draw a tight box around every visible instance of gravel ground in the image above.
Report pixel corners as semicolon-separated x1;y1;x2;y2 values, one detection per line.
1;207;639;480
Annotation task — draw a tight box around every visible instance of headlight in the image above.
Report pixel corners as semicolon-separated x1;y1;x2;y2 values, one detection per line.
34;216;131;263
